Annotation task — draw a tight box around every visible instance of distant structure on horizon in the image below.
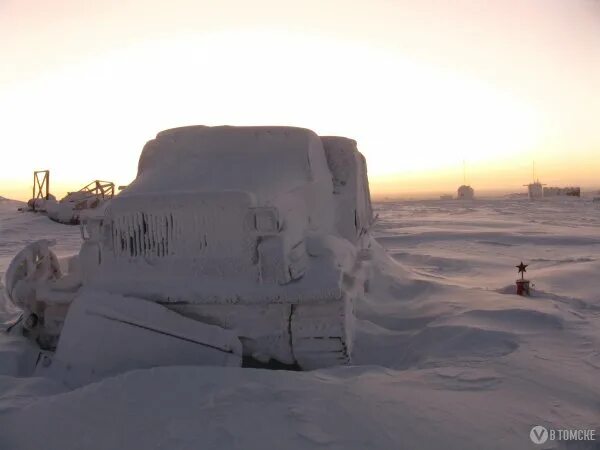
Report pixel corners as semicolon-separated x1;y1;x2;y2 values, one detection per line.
457;185;475;199
543;186;581;197
524;161;545;199
457;161;475;200
526;181;544;199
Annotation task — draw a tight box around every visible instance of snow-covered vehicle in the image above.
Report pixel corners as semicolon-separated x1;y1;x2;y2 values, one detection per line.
22;178;114;224
45;180;115;224
4;126;374;382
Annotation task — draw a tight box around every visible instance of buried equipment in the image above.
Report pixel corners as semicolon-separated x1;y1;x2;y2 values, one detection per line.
4;126;375;382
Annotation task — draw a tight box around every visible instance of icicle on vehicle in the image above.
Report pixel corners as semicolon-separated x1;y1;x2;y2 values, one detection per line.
3;126;374;382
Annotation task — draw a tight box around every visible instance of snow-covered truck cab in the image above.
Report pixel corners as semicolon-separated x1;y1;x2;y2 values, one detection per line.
5;126;374;377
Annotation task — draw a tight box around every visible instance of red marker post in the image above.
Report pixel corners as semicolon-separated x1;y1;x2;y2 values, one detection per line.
516;262;530;296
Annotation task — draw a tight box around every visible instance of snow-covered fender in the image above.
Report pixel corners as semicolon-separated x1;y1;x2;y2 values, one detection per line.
4;239;62;310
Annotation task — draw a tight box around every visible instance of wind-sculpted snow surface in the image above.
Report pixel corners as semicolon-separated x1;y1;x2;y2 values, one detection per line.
1;198;599;449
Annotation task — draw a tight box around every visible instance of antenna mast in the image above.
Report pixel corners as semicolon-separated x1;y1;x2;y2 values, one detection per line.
463;160;466;185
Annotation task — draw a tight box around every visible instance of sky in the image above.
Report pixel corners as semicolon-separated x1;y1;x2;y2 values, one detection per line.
1;0;599;200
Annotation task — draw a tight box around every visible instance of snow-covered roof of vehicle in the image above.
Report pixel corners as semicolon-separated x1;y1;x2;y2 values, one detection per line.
123;126;329;201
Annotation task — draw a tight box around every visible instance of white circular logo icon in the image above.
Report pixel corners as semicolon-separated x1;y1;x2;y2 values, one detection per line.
530;426;549;444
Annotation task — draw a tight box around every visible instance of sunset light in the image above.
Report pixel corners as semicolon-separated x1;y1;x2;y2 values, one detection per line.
1;2;600;448
1;0;599;200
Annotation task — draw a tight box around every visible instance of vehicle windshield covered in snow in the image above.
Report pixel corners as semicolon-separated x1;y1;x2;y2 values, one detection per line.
130;126;325;200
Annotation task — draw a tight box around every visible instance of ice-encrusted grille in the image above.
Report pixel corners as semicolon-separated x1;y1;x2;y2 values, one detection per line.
112;212;174;258
110;210;250;259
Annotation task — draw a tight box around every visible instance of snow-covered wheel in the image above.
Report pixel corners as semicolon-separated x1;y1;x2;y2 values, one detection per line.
4;239;62;310
291;296;355;370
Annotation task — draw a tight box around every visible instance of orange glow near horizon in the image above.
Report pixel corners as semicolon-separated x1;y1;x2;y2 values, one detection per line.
1;0;599;201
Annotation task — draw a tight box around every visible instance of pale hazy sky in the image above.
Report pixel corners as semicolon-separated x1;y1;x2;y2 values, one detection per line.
1;0;599;200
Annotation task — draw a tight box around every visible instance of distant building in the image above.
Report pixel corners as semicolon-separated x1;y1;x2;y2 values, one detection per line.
525;162;545;200
543;186;581;197
526;181;544;199
440;194;453;200
457;185;474;200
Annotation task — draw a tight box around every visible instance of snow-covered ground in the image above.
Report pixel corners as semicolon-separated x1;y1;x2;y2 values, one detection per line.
0;197;598;449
